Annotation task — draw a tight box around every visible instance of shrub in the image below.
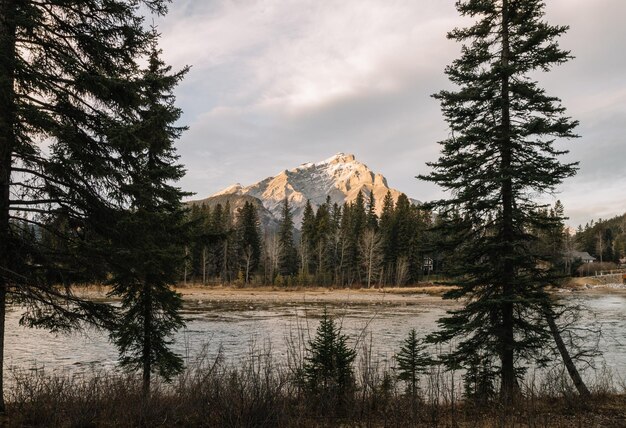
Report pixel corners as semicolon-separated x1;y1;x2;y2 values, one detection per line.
576;261;619;277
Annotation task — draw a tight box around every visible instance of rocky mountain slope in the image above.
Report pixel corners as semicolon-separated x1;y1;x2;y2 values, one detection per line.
190;153;419;229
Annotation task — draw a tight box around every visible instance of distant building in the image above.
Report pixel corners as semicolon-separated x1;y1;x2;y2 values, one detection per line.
566;251;596;264
423;257;433;273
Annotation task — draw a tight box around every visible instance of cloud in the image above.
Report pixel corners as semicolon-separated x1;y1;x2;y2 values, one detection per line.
154;0;626;227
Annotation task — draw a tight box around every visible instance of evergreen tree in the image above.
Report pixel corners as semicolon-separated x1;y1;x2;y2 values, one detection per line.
394;194;414;283
206;204;228;279
304;310;356;399
330;203;343;284
348;191;367;284
534;201;567;274
420;0;578;402
338;203;352;285
199;204;213;284
0;0;168;410
395;329;430;398
406;205;427;283
108;46;188;397
366;191;378;231
379;191;397;285
313;200;332;283
236;201;261;283
221;200;238;282
277;198;298;277
575;213;626;264
187;203;206;281
300;200;316;277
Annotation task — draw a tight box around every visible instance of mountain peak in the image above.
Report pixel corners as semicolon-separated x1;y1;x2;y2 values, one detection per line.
212;183;243;197
199;154;419;229
320;152;356;165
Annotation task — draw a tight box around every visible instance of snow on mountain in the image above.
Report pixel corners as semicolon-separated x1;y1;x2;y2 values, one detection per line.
193;153;419;229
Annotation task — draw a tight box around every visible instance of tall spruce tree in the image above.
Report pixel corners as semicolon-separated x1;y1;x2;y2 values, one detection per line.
379;191;396;285
420;0;578;402
330;203;343;284
0;0;168;411
236;201;261;283
210;203;228;278
349;191;367;284
366;191;378;231
300;200;316;276
277;198;298;277
314;199;332;282
108;46;188;397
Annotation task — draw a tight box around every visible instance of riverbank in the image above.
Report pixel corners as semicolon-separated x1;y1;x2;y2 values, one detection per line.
563;276;626;292
75;283;455;303
74;281;626;304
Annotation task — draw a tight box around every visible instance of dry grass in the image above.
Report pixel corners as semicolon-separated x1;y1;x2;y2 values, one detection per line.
5;348;626;428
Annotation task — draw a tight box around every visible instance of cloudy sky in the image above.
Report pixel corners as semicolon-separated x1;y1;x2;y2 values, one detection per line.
154;0;626;227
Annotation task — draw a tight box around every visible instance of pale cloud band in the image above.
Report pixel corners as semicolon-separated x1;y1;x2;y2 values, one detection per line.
155;0;626;227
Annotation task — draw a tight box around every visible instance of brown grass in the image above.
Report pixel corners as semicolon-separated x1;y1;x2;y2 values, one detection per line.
6;348;626;428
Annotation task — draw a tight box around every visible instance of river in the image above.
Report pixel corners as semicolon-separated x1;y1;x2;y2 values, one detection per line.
5;289;626;385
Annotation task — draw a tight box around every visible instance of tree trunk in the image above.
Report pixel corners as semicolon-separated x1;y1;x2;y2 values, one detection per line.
545;309;591;397
367;257;372;289
183;246;188;285
202;247;207;284
499;0;519;403
142;281;152;398
245;253;251;284
0;0;17;413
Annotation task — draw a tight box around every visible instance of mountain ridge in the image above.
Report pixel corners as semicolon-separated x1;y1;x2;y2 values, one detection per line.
190;153;420;229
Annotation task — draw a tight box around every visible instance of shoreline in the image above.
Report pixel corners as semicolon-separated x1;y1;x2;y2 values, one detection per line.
75;284;454;305
73;281;626;305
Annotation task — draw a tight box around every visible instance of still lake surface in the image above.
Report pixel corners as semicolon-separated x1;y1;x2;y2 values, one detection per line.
5;290;626;384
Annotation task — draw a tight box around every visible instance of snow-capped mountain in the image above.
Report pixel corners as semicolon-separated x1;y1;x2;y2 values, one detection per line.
192;153;419;228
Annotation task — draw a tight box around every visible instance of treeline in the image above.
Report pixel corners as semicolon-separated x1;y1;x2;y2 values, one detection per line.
184;191;439;287
574;213;626;264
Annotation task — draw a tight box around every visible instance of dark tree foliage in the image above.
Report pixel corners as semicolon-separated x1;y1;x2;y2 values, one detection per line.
575;213;626;264
313;197;333;282
187;204;209;280
366;191;378;231
300;199;316;276
532;201;568;273
108;46;188;396
394;329;430;397
0;0;169;411
463;352;498;404
185;192;433;288
277;198;298;277
329;202;343;282
346;191;367;284
303;310;356;401
236;201;261;283
420;0;578;402
379;190;397;284
184;203;226;283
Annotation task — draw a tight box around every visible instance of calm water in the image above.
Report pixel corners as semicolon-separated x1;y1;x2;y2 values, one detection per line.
5;292;626;383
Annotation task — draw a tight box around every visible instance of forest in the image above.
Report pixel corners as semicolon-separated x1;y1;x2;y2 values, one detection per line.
183;196;589;286
184;191;435;287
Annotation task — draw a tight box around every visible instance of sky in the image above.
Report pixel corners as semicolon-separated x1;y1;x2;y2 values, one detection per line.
154;0;626;228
